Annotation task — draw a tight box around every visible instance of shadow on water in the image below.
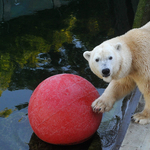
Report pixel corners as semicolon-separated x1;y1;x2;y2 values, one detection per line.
29;132;102;150
0;0;139;150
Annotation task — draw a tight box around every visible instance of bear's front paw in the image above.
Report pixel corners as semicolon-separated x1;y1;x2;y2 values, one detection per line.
131;110;150;125
91;98;114;113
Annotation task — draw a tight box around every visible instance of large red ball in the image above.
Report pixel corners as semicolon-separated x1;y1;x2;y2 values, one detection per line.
28;74;102;145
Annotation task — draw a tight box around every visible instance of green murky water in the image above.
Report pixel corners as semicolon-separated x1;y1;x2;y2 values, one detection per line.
0;0;139;149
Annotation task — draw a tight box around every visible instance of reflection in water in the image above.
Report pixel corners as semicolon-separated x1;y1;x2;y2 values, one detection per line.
0;108;13;118
0;110;32;150
97;98;123;149
29;133;102;150
15;102;28;110
100;117;120;148
0;0;139;150
0;0;70;21
14;0;20;6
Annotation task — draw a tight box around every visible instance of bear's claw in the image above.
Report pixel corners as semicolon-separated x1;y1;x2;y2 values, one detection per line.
91;98;114;113
93;107;101;113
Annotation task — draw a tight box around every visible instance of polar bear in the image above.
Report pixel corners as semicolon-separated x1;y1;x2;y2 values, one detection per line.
83;21;150;125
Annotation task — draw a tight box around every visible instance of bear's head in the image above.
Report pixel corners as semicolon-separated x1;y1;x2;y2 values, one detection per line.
83;40;132;83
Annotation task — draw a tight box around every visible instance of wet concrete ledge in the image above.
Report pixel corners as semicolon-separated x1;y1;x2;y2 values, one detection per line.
120;95;150;150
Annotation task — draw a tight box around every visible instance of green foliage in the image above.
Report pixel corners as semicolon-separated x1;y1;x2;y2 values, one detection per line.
133;0;148;28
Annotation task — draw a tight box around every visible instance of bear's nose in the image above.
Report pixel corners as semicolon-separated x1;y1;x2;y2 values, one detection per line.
102;68;110;77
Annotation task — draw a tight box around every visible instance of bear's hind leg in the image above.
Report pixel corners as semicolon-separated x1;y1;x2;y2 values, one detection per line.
132;109;150;124
132;93;150;124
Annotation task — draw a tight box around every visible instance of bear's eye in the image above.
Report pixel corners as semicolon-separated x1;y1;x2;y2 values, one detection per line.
109;56;113;60
95;58;99;62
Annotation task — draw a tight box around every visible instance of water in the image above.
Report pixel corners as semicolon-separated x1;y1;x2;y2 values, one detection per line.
0;0;139;149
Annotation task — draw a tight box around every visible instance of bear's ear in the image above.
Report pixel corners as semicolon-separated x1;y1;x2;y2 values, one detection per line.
115;43;122;50
83;51;91;61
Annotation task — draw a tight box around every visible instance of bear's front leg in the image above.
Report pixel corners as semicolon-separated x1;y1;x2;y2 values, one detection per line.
92;77;136;113
132;93;150;124
91;93;116;113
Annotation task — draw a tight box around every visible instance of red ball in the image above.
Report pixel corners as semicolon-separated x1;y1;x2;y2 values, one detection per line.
28;74;102;145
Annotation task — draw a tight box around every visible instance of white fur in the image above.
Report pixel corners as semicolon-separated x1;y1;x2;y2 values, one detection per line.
83;21;150;125
83;39;132;83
